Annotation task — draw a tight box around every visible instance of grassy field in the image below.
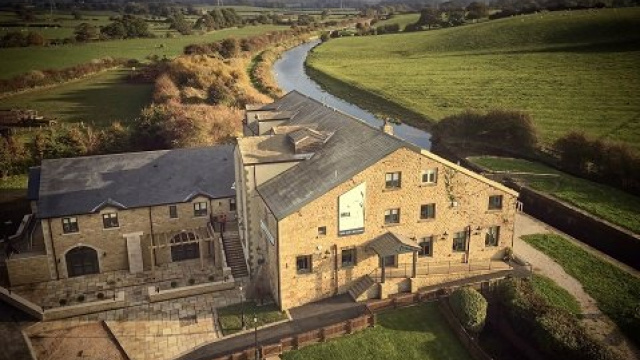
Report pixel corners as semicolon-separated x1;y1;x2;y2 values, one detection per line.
522;233;640;347
307;8;640;151
282;303;471;360
531;274;582;315
0;69;153;127
0;24;286;79
217;302;288;335
374;13;420;29
468;156;640;234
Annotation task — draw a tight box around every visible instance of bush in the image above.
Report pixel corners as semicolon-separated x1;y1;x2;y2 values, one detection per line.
433;109;538;156
77;294;85;302
497;278;622;360
449;287;487;333
553;132;640;196
170;281;178;288
59;298;67;306
188;278;196;285
96;292;105;300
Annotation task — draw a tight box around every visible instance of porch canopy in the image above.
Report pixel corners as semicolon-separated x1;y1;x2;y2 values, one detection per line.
367;232;421;257
142;226;217;271
366;231;421;282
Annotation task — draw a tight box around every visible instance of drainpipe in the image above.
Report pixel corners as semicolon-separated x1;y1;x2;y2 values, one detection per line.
47;219;59;280
148;207;157;266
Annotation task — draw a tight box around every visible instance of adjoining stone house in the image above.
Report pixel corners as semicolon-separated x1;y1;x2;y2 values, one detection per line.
236;91;519;310
9;146;237;286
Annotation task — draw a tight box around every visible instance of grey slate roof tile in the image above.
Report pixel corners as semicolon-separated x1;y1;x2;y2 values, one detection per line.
37;145;235;219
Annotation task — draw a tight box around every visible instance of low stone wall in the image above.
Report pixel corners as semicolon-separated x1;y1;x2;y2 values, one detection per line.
43;291;125;321
147;280;235;303
508;181;640;270
0;285;43;320
6;254;51;286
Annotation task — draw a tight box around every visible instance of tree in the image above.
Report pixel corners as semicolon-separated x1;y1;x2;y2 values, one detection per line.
169;13;193;35
219;37;239;58
466;1;488;20
416;7;442;30
74;23;98;42
26;32;46;46
72;9;83;20
320;32;330;42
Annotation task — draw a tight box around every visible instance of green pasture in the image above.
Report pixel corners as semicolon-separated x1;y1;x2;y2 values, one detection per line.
307;8;640;151
469;156;640;234
0;69;153;128
374;13;420;29
0;24;285;79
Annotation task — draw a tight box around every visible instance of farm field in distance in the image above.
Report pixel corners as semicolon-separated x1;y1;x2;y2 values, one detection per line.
307;8;640;151
0;69;153;127
0;24;285;79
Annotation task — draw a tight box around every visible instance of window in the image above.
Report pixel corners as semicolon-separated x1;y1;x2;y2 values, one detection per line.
385;172;401;188
102;213;119;229
169;205;178;219
194;202;208;217
341;248;357;267
296;255;312;273
62;217;79;234
420;203;436;220
384;208;400;224
419;236;433;257
318;226;327;236
230;198;236;212
485;226;500;247
452;230;467;252
488;195;503;210
422;169;438;184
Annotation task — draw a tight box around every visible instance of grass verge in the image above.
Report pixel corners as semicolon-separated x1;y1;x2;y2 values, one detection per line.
522;233;640;347
531;274;582;316
281;303;472;360
217;301;288;336
469;156;640;234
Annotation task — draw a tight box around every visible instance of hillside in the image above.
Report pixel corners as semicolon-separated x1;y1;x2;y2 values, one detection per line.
307;8;640;150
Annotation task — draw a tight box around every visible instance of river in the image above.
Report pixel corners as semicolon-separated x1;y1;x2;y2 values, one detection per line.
272;40;432;149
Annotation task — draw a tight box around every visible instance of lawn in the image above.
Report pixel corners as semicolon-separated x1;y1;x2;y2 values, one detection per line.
531;274;582;315
374;13;420;29
0;24;286;79
469;156;640;234
0;69;153;127
522;233;640;347
307;8;640;151
282;303;472;360
217;301;288;335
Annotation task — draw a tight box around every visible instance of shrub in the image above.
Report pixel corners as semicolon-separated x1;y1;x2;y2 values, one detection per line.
208;275;215;282
448;287;487;333
59;298;67;306
497;278;622;360
77;294;85;302
170;281;178;288
96;292;105;300
188;278;196;285
433;109;538;156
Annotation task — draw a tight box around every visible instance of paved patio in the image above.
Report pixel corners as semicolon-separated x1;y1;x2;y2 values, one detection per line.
11;258;224;309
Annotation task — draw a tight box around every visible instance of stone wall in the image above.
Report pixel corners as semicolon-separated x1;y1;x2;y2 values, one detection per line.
6;254;51;286
276;147;518;309
43;196;236;280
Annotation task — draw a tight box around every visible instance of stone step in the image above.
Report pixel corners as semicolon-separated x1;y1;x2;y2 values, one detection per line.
347;275;375;301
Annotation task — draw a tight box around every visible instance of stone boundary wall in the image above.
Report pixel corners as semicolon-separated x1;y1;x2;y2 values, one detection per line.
506;181;640;270
6;254;50;286
147;280;235;303
43;291;125;321
0;285;44;320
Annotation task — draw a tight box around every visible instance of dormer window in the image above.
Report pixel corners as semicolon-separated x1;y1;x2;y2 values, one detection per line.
102;213;119;229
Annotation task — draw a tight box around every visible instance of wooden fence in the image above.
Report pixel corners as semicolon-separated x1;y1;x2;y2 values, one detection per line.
211;314;375;360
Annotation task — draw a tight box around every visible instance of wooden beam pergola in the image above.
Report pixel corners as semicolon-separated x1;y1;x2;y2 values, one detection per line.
143;226;217;272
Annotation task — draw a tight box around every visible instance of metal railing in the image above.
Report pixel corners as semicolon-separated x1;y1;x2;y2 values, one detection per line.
370;259;512;281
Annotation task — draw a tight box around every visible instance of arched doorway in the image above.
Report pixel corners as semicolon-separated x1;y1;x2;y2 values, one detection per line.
171;232;199;261
66;246;99;277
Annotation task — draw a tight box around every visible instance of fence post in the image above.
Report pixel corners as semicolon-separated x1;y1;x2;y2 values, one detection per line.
346;319;352;334
320;327;326;342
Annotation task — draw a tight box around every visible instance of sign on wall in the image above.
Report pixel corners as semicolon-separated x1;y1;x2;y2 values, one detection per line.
338;182;366;236
260;220;275;245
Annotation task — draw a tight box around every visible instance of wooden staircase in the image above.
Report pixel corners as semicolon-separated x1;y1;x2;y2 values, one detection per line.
347;275;375;301
221;231;249;279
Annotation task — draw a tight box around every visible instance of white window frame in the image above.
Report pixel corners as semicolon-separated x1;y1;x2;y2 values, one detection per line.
385;172;401;188
421;169;438;184
62;217;79;234
194;202;208;217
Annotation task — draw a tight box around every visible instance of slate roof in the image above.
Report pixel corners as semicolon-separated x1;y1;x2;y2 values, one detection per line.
256;91;418;220
366;232;421;257
37;145;235;219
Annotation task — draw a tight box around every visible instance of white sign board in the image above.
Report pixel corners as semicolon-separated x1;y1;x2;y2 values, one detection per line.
260;220;275;245
338;182;366;236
